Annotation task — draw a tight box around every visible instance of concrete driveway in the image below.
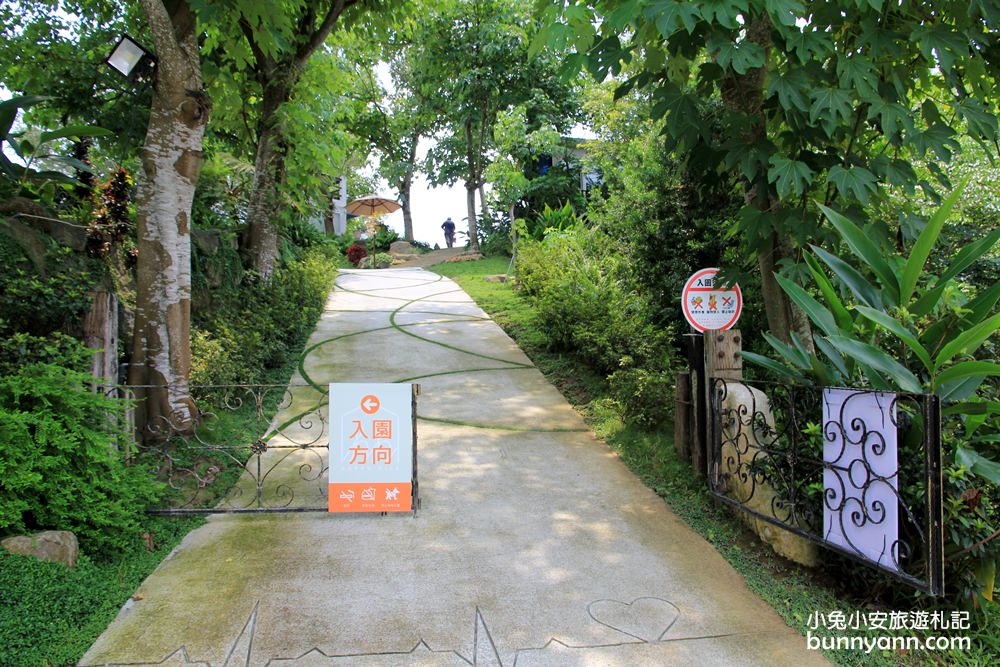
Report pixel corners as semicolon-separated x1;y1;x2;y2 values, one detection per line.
81;267;827;666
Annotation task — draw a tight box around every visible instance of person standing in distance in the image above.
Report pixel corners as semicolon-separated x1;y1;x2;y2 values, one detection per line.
441;217;456;248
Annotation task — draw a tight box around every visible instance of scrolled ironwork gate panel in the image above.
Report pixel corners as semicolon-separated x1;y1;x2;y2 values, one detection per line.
708;378;944;596
118;384;330;514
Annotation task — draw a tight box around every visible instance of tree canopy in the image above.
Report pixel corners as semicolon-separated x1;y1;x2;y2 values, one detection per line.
536;0;1000;337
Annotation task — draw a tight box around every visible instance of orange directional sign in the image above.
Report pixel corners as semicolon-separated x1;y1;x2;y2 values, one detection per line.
329;383;415;513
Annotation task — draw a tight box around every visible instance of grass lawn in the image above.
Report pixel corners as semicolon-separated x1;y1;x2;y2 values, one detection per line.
431;256;999;667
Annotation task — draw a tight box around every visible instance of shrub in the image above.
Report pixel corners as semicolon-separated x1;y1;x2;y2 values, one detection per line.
346;242;367;266
190;248;338;385
361;252;394;268
373;225;399;252
189;328;247;388
0;360;162;558
516;226;678;425
744;193;1000;609
0;245;96;338
0;331;91;376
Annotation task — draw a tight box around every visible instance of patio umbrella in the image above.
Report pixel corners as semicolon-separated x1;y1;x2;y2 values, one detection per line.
346;194;401;216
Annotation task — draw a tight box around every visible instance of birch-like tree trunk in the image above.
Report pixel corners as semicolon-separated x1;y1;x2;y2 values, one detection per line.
128;0;207;435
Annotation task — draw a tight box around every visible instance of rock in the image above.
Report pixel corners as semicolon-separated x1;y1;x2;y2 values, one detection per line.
483;274;507;283
0;197;87;250
2;530;80;568
191;228;221;255
717;383;820;567
389;240;414;255
444;252;485;263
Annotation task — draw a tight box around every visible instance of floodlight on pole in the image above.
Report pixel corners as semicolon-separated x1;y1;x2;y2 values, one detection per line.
105;34;156;82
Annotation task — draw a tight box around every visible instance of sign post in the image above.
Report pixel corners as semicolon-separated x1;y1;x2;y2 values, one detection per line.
328;383;417;513
681;267;742;332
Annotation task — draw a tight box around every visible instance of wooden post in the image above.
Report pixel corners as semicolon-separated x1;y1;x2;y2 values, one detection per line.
83;289;119;390
674;371;692;461
705;329;743;381
702;329;742;477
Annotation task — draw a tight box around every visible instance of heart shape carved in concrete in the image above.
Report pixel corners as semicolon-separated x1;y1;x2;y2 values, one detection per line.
587;597;680;643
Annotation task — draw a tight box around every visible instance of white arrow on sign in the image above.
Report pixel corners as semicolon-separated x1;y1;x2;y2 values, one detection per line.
361;394;380;414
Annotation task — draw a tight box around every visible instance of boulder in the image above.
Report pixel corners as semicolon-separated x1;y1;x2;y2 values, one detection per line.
716;383;820;567
390;253;421;263
0;197;87;250
191;228;221;255
2;530;80;568
444;252;485;263
389;240;414;255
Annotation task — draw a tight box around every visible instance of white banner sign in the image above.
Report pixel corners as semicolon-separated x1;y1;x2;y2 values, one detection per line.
822;388;899;572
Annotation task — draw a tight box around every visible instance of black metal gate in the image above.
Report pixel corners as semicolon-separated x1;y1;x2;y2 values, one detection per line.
708;377;944;596
118;384;332;514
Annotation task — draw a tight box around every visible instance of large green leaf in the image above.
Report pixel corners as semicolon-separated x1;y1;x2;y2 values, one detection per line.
936;361;1000;387
967;281;1000;324
853;305;932;372
767;67;810;113
934;311;1000;370
700;0;749;30
826;165;878;205
763;331;811;370
38;125;113;144
937;375;987;402
941;401;1000;417
742;351;808;383
803;252;852;331
956;445;1000;485
826;336;923;392
899;185;963;306
913;228;1000;316
707;35;765;74
810;245;883;309
808;87;853;132
814;335;851;380
836;54;879;99
775;272;838;336
768;155;813;199
818;204;900;305
0;95;51;139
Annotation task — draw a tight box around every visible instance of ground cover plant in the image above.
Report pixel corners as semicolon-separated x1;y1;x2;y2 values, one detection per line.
0;516;202;666
432;256;1000;666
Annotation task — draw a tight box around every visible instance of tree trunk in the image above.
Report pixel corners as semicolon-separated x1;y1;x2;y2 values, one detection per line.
244;79;291;277
400;134;418;241
130;0;207;436
721;13;810;347
478;183;491;221
757;232;794;341
464;119;480;251
239;1;355;277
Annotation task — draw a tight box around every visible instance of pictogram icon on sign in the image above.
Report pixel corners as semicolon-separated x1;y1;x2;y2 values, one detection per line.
361;394;380;414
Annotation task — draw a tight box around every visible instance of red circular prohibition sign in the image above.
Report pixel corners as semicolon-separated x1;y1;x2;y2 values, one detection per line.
681;267;743;332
